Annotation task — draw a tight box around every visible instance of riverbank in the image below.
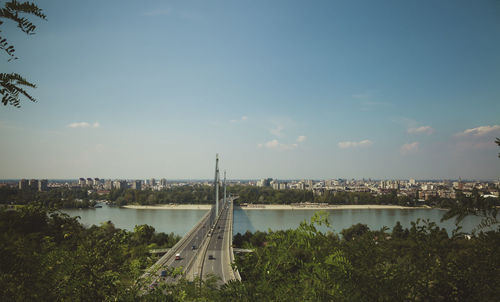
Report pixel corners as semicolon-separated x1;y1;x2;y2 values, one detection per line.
237;204;431;210
121;204;212;210
121;204;431;210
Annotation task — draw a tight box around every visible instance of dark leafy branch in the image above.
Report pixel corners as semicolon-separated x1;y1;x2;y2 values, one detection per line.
0;0;46;107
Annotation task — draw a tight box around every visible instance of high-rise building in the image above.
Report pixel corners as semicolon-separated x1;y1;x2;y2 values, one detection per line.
160;178;167;186
257;178;272;187
38;179;48;192
104;180;113;190
114;180;127;190
19;179;29;190
132;180;142;190
93;178;100;186
79;178;86;186
150;178;156;187
271;180;279;190
29;179;38;190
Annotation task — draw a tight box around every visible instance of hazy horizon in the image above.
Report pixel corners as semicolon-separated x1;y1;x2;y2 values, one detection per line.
1;0;499;180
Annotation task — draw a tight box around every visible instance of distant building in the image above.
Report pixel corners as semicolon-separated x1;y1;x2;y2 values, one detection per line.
257;178;272;187
86;178;93;186
104;180;113;190
79;178;86;186
93;178;100;186
19;179;29;190
150;178;156;187
160;178;167;186
38;179;48;192
29;179;38;190
114;180;127;190
132;180;142;190
271;180;279;190
279;182;288;190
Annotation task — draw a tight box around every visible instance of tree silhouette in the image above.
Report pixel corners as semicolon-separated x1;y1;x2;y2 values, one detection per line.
496;137;500;158
0;0;46;107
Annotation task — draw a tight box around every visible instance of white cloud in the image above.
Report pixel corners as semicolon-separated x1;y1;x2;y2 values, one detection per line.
400;142;419;154
258;134;306;151
258;139;298;151
68;121;100;128
230;116;248;123
456;125;500;137
270;124;284;137
408;126;434;135
265;139;280;149
338;139;373;149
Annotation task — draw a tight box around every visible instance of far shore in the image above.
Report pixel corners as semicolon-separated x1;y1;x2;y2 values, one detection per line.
121;204;212;210
121;204;432;211
237;204;432;210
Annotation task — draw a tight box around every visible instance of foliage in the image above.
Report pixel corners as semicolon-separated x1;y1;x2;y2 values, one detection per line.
0;186;100;208
232;217;500;302
107;185;216;206
0;0;46;107
229;185;420;206
2;205;499;301
0;205;180;301
497;137;500;158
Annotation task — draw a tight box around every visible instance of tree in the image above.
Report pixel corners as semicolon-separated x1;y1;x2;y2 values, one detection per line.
0;0;46;107
441;138;500;231
496;137;500;158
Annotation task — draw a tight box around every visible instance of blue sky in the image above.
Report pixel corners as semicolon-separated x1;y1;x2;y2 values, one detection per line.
1;0;499;180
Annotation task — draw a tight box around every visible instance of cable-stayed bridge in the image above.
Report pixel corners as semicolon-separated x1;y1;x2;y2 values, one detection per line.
140;154;240;288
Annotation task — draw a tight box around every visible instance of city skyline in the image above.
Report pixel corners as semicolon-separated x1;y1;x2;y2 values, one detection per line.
1;0;499;179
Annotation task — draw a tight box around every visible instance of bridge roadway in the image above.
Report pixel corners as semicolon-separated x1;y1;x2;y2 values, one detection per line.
189;200;240;286
142;198;240;288
141;206;214;286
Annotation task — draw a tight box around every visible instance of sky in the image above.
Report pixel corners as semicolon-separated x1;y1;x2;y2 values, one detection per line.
1;0;499;180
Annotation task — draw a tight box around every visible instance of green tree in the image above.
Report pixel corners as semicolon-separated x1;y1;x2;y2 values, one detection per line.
1;0;46;107
496;137;500;158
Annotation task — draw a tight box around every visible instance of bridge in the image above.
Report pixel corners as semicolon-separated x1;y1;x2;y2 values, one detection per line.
140;154;241;288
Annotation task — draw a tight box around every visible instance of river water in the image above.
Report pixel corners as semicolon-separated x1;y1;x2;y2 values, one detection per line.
62;205;484;236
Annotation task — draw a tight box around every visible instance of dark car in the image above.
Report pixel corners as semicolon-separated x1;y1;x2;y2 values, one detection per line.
160;270;167;277
218;235;222;239
208;255;214;260
192;245;197;250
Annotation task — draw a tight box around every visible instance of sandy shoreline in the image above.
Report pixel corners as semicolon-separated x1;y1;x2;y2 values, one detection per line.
122;204;212;210
122;204;430;210
237;204;430;210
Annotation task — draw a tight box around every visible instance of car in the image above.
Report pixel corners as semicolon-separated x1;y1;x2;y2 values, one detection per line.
191;245;197;250
208;255;214;260
160;270;167;277
218;235;222;239
149;281;158;290
175;253;181;260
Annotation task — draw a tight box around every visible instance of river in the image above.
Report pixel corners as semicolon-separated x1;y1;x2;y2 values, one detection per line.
62;205;485;236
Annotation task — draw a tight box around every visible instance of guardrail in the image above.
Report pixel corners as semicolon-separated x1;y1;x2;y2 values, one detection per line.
183;207;214;278
140;207;212;281
228;202;241;281
198;204;225;282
